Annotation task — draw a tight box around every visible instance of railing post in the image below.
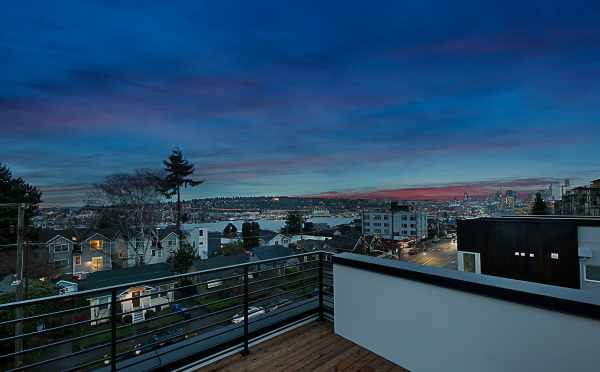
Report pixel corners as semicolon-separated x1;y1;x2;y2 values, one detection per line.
110;288;117;372
318;252;324;321
242;265;250;356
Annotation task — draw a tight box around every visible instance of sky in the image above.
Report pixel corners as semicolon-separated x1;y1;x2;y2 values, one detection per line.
1;1;600;206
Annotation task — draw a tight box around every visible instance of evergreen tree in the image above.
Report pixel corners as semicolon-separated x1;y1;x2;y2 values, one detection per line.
223;223;238;238
282;211;303;234
531;192;548;215
159;149;203;236
172;241;195;273
0;163;42;245
242;221;260;250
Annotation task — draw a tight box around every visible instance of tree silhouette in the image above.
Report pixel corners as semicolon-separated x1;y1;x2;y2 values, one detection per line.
531;192;548;215
159;149;203;236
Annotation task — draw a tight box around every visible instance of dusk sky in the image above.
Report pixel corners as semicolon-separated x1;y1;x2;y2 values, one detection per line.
2;1;600;206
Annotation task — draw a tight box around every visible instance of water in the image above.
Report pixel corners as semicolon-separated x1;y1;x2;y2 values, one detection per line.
183;216;354;233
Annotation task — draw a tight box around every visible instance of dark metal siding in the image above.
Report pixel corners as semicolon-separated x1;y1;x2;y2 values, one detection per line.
457;218;586;289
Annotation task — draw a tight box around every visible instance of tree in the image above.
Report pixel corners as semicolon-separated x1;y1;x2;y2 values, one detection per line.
302;221;315;233
171;242;195;273
531;192;548;215
223;223;237;238
282;211;303;234
159;148;203;237
0;163;42;245
242;221;260;250
90;169;163;265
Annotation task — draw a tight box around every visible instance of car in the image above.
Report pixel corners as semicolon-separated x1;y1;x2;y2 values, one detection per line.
269;299;293;312
231;306;266;324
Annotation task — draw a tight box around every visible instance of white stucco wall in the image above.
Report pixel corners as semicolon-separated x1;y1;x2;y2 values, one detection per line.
334;256;600;372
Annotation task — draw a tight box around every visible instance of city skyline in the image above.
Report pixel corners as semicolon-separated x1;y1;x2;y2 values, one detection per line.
2;1;600;206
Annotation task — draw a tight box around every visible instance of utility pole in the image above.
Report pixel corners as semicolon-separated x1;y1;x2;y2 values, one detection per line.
15;203;25;368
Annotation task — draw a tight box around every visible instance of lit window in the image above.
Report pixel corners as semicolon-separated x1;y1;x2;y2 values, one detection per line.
585;265;600;282
74;255;81;265
91;257;103;271
90;240;103;251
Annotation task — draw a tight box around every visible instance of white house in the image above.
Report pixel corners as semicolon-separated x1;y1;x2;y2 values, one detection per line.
267;234;332;248
116;227;209;268
79;264;176;325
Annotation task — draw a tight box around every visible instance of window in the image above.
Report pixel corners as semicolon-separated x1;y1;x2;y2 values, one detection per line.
402;224;407;228
401;216;407;221
585;265;600;282
402;230;407;234
55;259;68;267
167;239;177;248
410;224;416;228
199;229;203;236
151;249;156;257
365;228;371;232
97;296;110;311
364;222;370;226
90;239;103;251
374;216;382;220
74;255;81;265
373;222;381;226
374;229;381;233
383;223;389;227
91;257;103;271
458;251;481;274
54;244;69;253
410;216;416;221
383;216;389;220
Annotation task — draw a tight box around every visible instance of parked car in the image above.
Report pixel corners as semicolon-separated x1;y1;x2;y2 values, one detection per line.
232;306;266;324
268;298;293;312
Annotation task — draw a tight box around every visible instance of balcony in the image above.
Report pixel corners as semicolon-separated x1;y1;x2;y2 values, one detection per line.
2;251;600;372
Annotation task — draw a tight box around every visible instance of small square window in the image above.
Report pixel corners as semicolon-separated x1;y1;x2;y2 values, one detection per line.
551;253;559;259
585;265;600;282
514;252;520;256
529;253;535;258
520;253;525;257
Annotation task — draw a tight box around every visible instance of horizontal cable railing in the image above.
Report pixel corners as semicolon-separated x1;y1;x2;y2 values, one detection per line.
0;251;333;372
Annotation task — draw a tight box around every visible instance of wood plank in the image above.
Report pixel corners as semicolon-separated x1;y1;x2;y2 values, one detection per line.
194;322;408;372
201;322;325;372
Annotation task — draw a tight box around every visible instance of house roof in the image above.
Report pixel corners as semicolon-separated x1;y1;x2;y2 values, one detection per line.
324;231;362;252
192;253;250;272
260;229;278;243
78;263;174;292
39;228;119;243
251;245;297;261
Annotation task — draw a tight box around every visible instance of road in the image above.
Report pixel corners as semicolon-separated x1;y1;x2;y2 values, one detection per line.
400;238;458;270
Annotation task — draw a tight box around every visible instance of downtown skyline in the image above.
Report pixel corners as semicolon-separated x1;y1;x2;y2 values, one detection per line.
2;1;600;206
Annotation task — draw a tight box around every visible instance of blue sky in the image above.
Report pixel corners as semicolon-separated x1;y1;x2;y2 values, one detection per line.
1;1;600;205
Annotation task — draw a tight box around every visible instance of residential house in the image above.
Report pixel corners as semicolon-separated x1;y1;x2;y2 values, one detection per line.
79;263;175;325
267;234;332;248
113;227;208;268
40;228;114;276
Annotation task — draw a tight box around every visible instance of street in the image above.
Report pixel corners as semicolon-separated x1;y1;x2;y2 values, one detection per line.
400;238;457;270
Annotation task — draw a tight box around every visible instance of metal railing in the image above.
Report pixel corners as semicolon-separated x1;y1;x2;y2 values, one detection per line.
0;251;334;371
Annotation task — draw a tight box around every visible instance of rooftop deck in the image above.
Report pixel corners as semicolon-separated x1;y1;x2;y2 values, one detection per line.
195;321;407;372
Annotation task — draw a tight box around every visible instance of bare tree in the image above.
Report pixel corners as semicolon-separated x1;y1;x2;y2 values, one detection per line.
89;169;164;266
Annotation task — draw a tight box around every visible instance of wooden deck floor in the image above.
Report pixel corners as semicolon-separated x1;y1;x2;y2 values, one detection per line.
194;321;408;372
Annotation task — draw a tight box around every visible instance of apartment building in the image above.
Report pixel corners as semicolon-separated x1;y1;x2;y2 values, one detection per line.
361;202;427;241
556;179;600;216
